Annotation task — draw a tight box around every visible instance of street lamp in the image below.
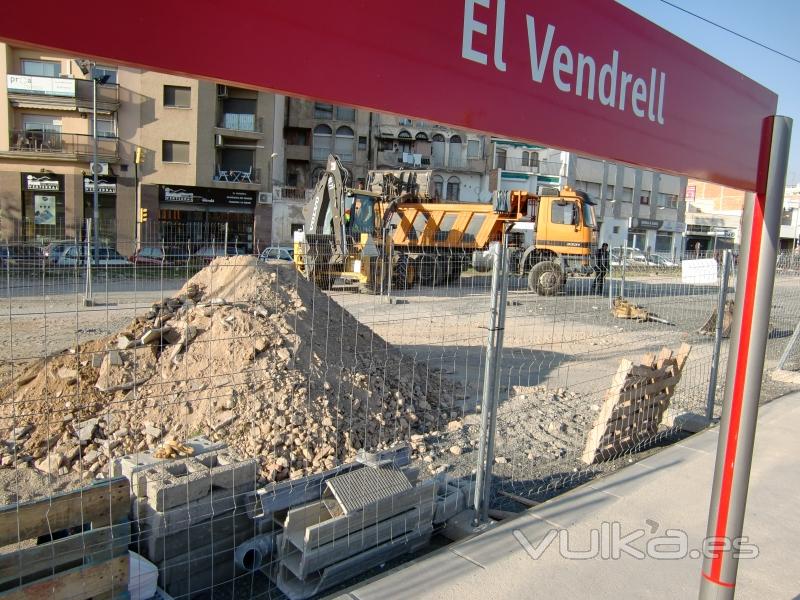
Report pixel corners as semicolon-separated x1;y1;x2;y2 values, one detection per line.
267;152;279;193
75;60;109;253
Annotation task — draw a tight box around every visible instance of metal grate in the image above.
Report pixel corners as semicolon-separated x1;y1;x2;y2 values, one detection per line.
322;467;412;516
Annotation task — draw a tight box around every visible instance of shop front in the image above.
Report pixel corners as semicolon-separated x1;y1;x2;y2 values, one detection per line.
20;172;66;242
157;185;257;252
83;176;118;245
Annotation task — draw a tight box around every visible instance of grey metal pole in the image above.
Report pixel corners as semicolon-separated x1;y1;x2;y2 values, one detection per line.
224;222;229;255
91;66;99;253
699;116;792;599
473;240;506;524
83;218;93;306
620;242;627;299
705;250;732;421
480;236;509;521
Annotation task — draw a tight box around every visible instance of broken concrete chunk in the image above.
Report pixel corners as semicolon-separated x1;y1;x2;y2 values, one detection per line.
117;334;140;350
141;327;176;345
75;418;99;443
57;367;78;383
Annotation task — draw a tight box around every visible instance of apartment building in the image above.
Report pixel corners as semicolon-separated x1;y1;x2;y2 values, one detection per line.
0;43;282;253
372;114;490;201
490;139;687;257
0;45;126;244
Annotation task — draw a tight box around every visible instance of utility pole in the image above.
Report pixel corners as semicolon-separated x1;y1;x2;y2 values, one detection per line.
91;64;99;253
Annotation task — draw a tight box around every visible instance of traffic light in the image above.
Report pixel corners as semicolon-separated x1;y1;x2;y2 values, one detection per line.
139;207;148;223
134;147;144;165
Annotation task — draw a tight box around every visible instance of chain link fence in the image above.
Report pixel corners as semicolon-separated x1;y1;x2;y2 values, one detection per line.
0;221;797;598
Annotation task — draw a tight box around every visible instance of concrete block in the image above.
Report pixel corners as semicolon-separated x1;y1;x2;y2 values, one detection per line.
138;509;258;563
433;486;465;525
134;484;257;538
112;436;226;496
132;449;257;511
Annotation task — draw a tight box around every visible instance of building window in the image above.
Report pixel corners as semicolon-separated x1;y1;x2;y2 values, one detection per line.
604;184;615;201
93;66;118;84
432;134;446;168
334;126;354;162
448;135;463;168
522;150;540;167
358;136;367;151
89;115;116;138
162;140;190;163
612;226;620;234
336;106;355;121
21;59;60;77
312;124;333;161
655;232;673;253
23;114;61;133
621;187;633;202
627;228;646;250
432;175;444;200
415;132;429;141
640;190;650;205
164;85;191;108
314;103;334;119
446;176;461;201
398;118;412;126
657;193;678;209
495;148;507;170
467;139;481;159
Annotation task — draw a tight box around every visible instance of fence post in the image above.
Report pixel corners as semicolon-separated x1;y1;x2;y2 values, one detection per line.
473;236;509;524
705;250;732;420
224;223;229;255
83;218;93;306
776;319;800;371
620;241;627;299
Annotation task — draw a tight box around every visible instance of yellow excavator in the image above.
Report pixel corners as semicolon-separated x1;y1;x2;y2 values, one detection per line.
295;154;598;295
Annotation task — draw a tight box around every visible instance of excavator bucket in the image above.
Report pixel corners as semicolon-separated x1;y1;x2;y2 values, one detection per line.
698;300;734;337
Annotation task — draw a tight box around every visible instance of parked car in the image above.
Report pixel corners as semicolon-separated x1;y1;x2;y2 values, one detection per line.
647;254;678;269
193;245;247;263
130;246;191;266
258;246;294;262
0;245;45;270
43;240;77;264
53;245;133;267
609;248;648;267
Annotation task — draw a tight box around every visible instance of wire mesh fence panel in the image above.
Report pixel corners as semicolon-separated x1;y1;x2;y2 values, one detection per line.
0;208;798;600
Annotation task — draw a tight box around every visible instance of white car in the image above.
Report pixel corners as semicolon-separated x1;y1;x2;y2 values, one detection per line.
258;246;294;262
54;245;133;267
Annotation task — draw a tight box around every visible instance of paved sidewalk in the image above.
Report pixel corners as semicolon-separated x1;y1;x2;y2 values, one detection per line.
335;392;800;600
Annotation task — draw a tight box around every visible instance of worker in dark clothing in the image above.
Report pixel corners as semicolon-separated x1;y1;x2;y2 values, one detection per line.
593;242;609;295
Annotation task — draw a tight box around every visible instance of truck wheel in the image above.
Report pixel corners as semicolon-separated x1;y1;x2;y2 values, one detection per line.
528;261;562;296
418;255;438;286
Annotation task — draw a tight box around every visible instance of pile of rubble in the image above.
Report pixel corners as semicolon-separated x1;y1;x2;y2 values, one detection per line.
0;257;460;484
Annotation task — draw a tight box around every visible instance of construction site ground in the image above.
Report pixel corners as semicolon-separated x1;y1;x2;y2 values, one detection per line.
333;389;800;600
2;269;796;508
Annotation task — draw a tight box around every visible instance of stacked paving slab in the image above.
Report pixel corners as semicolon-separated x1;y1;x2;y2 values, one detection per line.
114;437;262;599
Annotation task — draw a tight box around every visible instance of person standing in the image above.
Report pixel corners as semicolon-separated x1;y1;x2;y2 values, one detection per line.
593;242;609;295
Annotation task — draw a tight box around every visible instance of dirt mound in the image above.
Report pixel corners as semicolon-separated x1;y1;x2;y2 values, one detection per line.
0;257;460;484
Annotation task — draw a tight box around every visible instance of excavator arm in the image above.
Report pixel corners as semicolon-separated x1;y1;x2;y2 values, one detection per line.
305;154;350;260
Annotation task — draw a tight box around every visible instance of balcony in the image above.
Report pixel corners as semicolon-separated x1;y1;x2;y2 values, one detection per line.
285;144;311;161
216;113;263;134
4;130;119;162
212;166;262;186
6;75;119;112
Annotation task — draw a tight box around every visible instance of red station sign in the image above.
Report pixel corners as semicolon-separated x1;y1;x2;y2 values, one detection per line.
0;0;777;192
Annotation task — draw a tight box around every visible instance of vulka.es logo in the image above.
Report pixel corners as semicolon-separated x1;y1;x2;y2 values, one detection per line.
512;521;759;561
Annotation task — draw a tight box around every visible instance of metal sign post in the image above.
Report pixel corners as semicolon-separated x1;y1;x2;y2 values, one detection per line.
699;115;792;598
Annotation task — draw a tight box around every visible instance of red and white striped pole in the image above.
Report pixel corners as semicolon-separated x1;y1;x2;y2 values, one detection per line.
699;115;792;599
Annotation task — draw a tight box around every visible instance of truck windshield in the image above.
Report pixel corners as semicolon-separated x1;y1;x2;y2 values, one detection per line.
345;194;376;236
582;202;596;228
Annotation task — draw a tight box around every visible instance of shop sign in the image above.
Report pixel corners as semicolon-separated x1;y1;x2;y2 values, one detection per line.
159;185;256;207
7;74;75;97
660;220;686;233
636;218;662;230
22;173;64;192
84;176;117;194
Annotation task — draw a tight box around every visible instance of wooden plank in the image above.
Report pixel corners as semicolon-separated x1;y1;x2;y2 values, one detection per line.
655;348;673;368
0;523;129;588
0;478;129;548
0;554;128;600
498;491;540;508
581;359;633;464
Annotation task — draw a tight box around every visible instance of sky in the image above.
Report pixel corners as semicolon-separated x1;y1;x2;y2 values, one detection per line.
618;0;800;186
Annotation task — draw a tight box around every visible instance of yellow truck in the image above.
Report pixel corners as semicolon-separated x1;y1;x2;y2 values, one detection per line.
296;155;597;295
